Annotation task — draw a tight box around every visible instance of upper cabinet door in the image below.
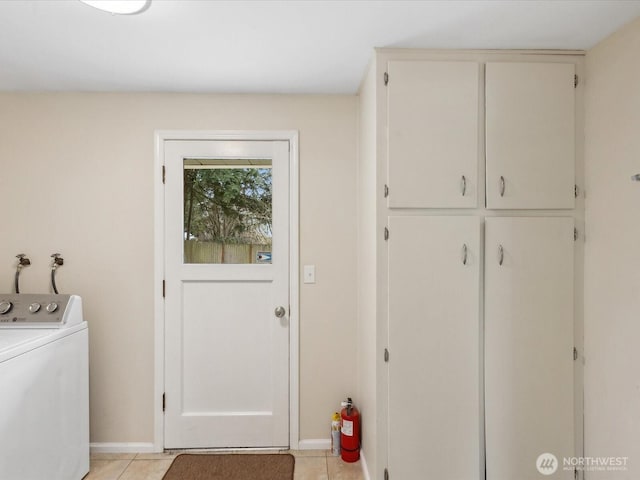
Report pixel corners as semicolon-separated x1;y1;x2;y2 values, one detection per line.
485;62;575;209
387;61;479;208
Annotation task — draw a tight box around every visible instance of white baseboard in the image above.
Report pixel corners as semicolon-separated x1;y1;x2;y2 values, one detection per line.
297;438;331;450
90;442;158;454
360;449;371;480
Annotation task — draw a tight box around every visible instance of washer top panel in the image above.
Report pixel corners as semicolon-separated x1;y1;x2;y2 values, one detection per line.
0;294;81;328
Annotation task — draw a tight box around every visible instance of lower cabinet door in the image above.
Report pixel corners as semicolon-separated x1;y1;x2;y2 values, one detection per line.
485;217;575;480
388;216;482;479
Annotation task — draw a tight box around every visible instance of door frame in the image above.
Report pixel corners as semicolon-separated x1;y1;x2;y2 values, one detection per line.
153;130;300;451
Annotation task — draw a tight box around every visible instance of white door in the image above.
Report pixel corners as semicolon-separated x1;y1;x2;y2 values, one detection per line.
388;216;481;479
387;60;479;208
485;62;575;209
485;217;574;480
163;139;290;449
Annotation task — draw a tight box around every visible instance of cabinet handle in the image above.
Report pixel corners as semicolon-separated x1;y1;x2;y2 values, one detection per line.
461;175;467;196
498;244;504;266
462;244;468;265
499;176;505;197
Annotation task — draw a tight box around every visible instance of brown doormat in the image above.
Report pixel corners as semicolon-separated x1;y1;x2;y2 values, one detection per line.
162;453;295;480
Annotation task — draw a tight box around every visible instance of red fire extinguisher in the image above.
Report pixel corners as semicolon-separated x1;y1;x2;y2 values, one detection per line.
340;397;360;462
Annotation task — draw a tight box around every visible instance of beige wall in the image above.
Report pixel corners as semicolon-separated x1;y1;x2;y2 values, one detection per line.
0;93;358;444
585;16;640;477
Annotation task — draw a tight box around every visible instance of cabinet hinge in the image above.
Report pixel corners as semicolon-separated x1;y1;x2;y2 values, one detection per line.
384;72;389;86
574;184;579;198
384;348;390;363
573;347;578;361
574;228;578;241
574;466;578;479
384;467;389;480
162;280;166;298
384;227;389;241
384;184;389;198
162;165;166;184
162;393;166;412
574;74;579;88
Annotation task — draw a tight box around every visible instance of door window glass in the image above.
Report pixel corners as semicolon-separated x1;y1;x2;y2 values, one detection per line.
183;158;272;264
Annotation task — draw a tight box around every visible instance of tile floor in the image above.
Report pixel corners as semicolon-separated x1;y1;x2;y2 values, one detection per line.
87;449;364;480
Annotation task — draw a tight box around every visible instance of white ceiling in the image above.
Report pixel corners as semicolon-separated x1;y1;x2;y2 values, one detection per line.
1;0;639;94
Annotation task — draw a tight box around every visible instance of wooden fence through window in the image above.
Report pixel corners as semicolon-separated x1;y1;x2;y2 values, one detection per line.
184;239;272;264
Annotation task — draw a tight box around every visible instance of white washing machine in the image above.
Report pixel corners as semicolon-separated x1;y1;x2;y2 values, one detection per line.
0;294;89;480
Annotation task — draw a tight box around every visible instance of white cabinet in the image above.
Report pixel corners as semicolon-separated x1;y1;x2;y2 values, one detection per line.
357;50;581;480
387;61;479;208
484;217;575;480
387;60;576;210
387;216;481;479
386;215;575;480
485;62;576;209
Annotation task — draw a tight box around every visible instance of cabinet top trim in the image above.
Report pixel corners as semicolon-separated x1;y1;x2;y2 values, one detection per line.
375;47;586;57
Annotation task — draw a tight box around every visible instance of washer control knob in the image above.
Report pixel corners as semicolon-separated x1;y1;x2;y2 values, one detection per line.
46;302;58;313
29;303;41;314
0;301;12;315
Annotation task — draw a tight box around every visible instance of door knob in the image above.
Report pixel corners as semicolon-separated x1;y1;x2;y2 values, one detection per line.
274;306;286;318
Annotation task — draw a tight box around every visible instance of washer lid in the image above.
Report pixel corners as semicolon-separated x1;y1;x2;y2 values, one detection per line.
0;324;86;363
0;329;54;353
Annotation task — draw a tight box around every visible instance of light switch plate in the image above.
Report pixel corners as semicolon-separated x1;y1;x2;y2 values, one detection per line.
303;265;316;284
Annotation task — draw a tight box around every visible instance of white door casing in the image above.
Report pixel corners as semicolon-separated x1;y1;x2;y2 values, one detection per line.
157;134;298;450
